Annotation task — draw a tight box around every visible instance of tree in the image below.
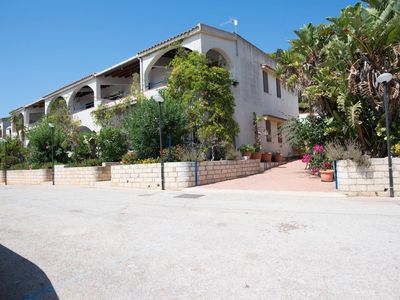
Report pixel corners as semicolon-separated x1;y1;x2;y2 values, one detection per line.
27;119;69;164
0;137;26;168
274;0;400;157
281;116;328;154
166;50;239;160
10;111;25;142
47;97;76;130
123;91;187;159
97;127;128;162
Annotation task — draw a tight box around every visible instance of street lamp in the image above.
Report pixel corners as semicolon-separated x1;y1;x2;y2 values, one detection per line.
153;93;165;190
3;139;6;186
48;123;55;186
377;72;394;197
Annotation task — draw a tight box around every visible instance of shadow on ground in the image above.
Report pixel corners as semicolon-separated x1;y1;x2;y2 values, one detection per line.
0;244;58;300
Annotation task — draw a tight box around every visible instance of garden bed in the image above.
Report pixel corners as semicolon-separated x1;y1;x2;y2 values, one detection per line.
6;168;52;185
111;160;262;190
336;158;400;197
54;163;116;186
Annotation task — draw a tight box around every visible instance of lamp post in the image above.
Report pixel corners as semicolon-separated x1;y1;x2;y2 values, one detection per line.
3;138;6;185
49;123;55;186
153;94;165;190
377;72;394;197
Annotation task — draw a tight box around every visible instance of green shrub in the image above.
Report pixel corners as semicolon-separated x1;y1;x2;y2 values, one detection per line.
136;157;160;164
27;119;68;164
0;137;26;169
325;139;371;168
392;144;400;157
239;144;255;153
8;162;53;170
97;127;128;162
179;145;206;162
69;131;97;162
161;145;184;162
281;116;327;154
121;151;138;165
123;94;187;159
66;158;103;168
225;144;241;160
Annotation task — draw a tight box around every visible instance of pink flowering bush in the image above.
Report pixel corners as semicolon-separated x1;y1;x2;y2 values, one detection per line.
301;154;312;163
313;144;325;153
302;144;333;175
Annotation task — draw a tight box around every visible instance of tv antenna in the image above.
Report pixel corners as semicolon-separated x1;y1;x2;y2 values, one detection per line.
221;18;238;34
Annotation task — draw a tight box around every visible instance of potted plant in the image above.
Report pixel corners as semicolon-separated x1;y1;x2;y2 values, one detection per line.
261;151;272;162
274;151;284;162
320;160;334;182
251;144;262;160
239;144;254;158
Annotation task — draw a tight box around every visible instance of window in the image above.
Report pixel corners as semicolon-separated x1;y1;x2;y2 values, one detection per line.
263;71;269;93
276;78;282;98
265;120;272;142
277;123;283;144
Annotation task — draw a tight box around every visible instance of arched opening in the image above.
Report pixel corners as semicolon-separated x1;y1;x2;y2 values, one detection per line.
70;86;94;114
206;49;229;68
6;126;12;137
48;96;67;115
78;126;92;133
147;48;191;90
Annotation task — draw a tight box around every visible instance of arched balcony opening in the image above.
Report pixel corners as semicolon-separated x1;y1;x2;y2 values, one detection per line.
48;96;68;115
147;48;191;90
70;86;95;114
206;49;230;69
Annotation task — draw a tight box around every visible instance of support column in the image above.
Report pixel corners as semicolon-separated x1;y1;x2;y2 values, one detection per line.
91;80;102;108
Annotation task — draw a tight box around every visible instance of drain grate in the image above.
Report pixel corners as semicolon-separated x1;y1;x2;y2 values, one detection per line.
174;194;204;199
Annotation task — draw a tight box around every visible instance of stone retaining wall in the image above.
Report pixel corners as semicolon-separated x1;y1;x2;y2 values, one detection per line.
111;160;262;190
336;158;400;196
6;169;52;185
0;170;5;183
55;163;112;186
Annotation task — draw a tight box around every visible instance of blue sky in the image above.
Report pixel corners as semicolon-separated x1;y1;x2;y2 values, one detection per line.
0;0;357;117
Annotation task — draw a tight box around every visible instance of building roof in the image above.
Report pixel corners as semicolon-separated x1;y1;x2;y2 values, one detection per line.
137;24;201;56
14;23;275;113
42;74;95;99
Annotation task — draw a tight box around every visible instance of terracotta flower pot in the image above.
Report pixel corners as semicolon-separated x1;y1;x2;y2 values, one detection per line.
261;152;272;162
241;151;252;158
251;152;262;161
275;153;283;162
320;169;334;182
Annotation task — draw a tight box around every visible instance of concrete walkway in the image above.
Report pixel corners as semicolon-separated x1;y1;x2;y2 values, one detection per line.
198;160;336;193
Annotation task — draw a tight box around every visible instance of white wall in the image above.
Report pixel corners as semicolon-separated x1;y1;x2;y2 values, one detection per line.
142;33;202;94
140;29;298;156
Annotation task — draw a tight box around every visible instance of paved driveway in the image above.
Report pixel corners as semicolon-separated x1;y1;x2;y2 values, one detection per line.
199;160;336;193
0;186;399;299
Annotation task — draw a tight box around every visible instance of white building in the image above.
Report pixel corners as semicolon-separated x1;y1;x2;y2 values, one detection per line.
9;24;298;155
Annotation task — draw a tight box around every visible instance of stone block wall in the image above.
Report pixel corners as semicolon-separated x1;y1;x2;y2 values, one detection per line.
0;170;5;183
198;160;262;185
336;158;400;196
55;164;112;186
111;160;262;190
6;169;52;185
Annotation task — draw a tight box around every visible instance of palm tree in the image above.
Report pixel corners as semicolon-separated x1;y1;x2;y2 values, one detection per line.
10;111;26;142
274;0;400;156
